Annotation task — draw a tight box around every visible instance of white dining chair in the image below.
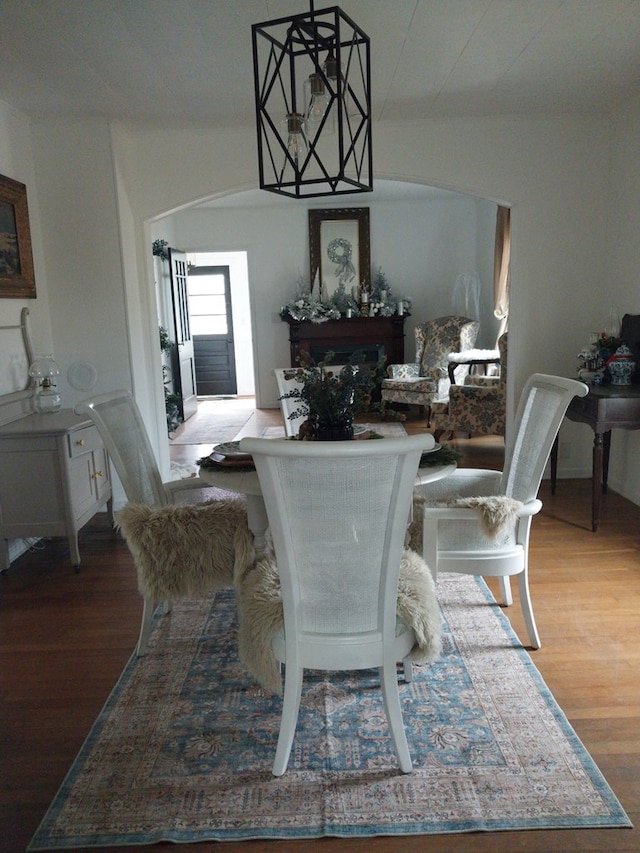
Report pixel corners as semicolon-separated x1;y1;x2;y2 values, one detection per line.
239;433;435;776
75;389;250;655
414;373;588;649
272;368;306;438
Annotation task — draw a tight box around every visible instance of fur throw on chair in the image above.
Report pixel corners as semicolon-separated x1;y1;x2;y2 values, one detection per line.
116;499;254;602
236;548;443;695
408;493;524;551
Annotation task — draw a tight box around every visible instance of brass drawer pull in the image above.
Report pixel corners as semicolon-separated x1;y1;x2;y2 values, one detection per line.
75;438;86;446
92;471;103;479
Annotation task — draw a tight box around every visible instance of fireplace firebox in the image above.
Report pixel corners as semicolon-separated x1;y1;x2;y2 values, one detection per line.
283;316;407;369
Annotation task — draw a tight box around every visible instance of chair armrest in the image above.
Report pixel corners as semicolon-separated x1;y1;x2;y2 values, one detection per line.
387;363;420;380
422;499;542;521
414;468;502;501
421;365;447;381
464;375;500;387
163;475;211;502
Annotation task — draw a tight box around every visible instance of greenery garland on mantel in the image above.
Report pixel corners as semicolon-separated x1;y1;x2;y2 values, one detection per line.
280;268;411;323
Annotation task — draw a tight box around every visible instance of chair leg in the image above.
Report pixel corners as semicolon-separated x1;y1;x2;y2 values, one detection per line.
380;662;413;773
402;658;413;683
516;571;541;650
136;597;155;656
498;576;513;606
272;663;304;776
136;599;172;656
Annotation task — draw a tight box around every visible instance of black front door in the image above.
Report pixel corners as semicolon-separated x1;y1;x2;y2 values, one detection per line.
188;265;237;396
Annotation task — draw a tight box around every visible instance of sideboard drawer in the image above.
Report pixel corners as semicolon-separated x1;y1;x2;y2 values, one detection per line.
67;425;102;458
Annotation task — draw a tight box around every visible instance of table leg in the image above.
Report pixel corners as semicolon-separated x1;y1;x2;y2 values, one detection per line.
591;432;605;532
602;430;611;494
68;532;81;571
246;494;270;559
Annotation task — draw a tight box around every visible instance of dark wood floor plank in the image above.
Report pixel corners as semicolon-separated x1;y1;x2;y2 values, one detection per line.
1;407;638;852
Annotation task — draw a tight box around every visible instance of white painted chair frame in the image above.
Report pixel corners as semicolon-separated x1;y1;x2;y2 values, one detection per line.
75;389;211;655
418;374;588;649
240;434;434;776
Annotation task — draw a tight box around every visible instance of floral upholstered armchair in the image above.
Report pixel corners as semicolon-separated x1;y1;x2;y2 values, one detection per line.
381;316;480;423
431;332;508;440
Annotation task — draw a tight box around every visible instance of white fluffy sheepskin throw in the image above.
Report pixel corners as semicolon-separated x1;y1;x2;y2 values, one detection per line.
407;493;523;551
447;348;500;363
116;499;254;601
236;548;442;696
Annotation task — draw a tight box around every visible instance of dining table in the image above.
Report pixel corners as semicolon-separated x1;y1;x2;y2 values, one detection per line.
198;446;456;558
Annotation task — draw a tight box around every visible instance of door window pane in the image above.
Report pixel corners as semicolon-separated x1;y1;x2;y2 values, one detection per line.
189;275;225;296
187;273;228;336
191;315;228;335
189;294;227;316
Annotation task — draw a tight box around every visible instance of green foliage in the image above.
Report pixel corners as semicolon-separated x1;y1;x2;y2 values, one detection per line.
281;353;376;425
158;325;183;433
152;239;169;260
159;326;172;353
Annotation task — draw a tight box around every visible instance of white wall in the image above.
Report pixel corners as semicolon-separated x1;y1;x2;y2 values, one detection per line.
0;100;53;384
605;95;640;505
110;116;612;484
29;118;132;406
2;102;640;514
0;101;55;562
167;195;498;408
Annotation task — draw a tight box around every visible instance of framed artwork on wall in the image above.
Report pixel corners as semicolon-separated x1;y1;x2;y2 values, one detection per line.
0;173;36;299
309;207;370;300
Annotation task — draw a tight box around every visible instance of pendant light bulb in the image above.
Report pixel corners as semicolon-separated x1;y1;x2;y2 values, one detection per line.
305;73;330;124
285;113;307;167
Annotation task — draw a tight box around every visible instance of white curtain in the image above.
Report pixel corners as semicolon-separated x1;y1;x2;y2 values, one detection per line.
452;272;481;320
493;206;511;336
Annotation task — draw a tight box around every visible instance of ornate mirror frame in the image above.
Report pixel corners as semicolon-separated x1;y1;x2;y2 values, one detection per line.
309;208;370;300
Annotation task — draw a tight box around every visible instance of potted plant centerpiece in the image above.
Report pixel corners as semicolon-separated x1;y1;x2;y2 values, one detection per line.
281;353;377;440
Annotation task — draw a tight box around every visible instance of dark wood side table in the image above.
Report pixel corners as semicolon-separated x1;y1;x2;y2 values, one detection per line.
447;355;501;384
550;383;640;531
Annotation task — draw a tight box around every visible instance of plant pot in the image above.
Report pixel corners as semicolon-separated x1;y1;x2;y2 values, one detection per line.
314;417;354;441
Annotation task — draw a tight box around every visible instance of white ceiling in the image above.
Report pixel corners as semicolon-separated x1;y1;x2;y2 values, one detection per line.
1;0;639;127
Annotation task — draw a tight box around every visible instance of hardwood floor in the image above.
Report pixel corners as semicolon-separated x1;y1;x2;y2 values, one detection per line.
2;406;639;853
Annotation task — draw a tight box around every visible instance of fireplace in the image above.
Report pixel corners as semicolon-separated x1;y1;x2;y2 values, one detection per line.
283;316;407;369
310;342;385;365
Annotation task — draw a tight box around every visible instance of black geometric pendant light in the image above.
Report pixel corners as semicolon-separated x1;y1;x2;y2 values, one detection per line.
252;3;372;199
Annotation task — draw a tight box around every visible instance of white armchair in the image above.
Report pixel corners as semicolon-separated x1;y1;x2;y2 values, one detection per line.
414;374;588;649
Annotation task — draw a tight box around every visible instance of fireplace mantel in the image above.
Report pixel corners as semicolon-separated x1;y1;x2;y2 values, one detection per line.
283;315;407;367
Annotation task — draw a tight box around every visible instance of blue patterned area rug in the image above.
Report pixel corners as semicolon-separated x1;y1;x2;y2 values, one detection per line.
29;574;631;849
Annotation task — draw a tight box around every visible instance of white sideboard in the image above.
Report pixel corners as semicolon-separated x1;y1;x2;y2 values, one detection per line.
0;409;113;571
